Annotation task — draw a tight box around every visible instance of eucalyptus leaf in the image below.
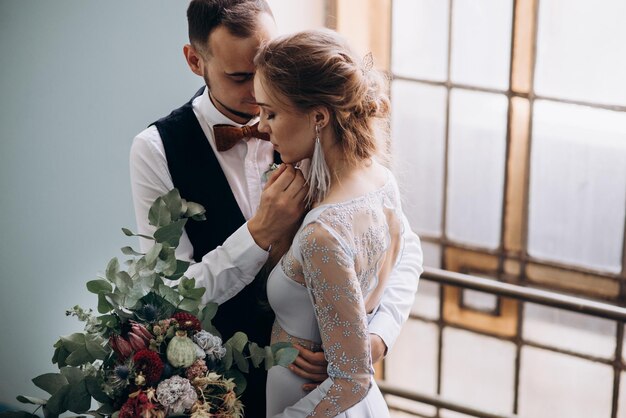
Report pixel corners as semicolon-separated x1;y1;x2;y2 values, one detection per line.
270;341;293;354
67;380;91;413
45;384;70;415
249;342;265;368
144;243;163;268
274;347;299;367
84;375;110;404
226;332;248;352
148;198;171;227
97;293;113;314
65;347;91;367
177;298;200;314
264;346;274;370
200;303;218;323
233;348;249;373
153;219;187;248
97;314;118;330
169;259;190;281
178;281;204;300
155;246;177;276
52;345;70;367
161;189;183;220
184;201;206;220
16;395;47;405
120;246;143;256
223;344;233;369
114;271;132;294
86;280;112;295
85;335;109;360
105;258;119;283
121;227;153;241
60;333;86;352
60;367;85;385
158;284;180;307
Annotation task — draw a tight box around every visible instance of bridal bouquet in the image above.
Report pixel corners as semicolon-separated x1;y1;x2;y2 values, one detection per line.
2;190;297;418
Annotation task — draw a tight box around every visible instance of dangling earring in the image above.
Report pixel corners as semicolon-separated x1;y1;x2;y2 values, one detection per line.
307;123;330;205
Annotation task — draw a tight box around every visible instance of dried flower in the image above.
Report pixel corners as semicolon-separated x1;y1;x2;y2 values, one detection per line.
193;330;226;361
118;389;163;418
156;376;198;415
133;349;163;386
173;312;202;332
186;359;208;381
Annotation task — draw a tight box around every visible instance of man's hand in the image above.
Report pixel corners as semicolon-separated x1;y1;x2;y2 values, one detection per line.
248;164;307;250
289;344;328;392
370;333;387;365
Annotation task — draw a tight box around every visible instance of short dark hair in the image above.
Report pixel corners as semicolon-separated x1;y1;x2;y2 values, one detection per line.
187;0;273;52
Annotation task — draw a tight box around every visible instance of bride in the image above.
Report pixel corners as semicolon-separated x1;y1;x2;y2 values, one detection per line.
254;29;409;417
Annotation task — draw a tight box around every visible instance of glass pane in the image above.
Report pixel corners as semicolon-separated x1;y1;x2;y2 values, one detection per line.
524;303;616;359
421;241;441;268
535;0;626;106
441;328;516;415
519;346;613;417
446;89;508;249
462;289;498;313
386;320;439;415
450;0;513;90
391;81;447;236
618;371;626;418
528;100;626;273
391;0;449;81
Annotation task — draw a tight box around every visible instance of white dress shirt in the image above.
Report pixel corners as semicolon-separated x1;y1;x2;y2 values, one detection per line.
129;86;423;351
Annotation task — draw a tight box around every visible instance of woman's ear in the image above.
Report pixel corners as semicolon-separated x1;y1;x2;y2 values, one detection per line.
183;44;204;77
313;107;331;129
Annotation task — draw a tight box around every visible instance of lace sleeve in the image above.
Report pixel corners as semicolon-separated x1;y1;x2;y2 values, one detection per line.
300;221;373;417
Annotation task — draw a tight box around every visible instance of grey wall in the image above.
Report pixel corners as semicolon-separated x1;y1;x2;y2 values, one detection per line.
0;1;200;408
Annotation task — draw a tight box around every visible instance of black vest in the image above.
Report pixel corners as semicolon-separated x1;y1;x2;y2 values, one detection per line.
153;88;275;417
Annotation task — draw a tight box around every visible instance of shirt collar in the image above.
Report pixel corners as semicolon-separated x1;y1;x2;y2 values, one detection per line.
194;86;260;129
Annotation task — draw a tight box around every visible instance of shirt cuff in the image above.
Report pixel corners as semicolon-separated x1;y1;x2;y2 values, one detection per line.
220;222;270;279
368;311;400;353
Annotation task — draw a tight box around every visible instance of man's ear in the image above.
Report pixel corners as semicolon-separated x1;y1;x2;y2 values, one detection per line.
313;107;331;129
183;44;205;77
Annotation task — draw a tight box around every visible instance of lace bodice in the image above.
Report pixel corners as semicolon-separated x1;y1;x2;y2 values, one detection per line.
267;169;404;417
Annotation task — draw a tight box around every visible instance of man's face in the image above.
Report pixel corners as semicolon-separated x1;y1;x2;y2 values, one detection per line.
202;13;276;123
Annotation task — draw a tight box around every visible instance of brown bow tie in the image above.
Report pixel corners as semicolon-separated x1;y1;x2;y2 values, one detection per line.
213;122;270;152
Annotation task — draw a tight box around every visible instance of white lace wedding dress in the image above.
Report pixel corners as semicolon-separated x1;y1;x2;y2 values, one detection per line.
266;168;404;417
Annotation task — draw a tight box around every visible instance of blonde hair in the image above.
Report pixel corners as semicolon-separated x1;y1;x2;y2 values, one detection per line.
254;29;390;167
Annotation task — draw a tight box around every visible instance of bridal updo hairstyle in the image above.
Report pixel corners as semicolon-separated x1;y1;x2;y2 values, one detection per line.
253;29;391;167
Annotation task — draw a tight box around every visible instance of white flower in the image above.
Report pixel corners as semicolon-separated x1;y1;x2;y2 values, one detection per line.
193;330;227;361
155;375;198;415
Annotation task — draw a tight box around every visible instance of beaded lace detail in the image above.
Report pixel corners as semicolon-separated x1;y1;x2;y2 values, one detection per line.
272;174;404;417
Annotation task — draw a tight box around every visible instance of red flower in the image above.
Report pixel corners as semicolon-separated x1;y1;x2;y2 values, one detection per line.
109;335;133;360
119;390;161;418
133;350;164;386
172;312;201;332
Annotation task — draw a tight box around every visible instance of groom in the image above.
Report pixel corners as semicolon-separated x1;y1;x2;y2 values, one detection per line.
130;0;423;415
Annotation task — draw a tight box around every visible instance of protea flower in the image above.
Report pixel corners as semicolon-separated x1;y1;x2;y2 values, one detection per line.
109;334;133;360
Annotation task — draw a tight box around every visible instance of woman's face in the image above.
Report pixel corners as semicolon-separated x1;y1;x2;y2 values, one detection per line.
254;74;316;164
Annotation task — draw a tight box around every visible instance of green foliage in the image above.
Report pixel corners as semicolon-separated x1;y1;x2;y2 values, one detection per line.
5;189;298;417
